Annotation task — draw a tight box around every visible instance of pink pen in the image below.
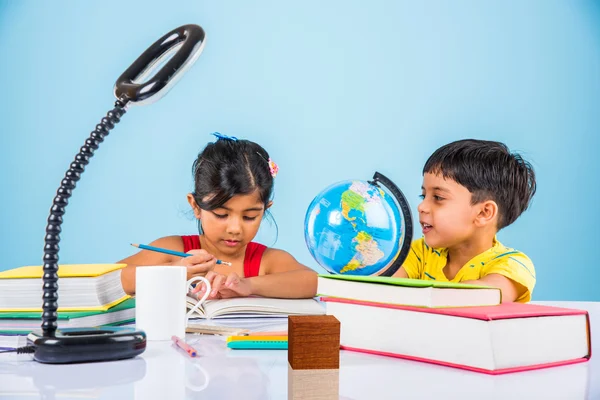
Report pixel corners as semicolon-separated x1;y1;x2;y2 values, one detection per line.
171;335;198;357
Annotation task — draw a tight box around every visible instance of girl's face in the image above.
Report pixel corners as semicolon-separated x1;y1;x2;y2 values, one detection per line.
189;191;269;256
417;172;479;249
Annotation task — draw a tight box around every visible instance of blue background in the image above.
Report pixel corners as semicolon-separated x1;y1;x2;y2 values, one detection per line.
0;1;598;301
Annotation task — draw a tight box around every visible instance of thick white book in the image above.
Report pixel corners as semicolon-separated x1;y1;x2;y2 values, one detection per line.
322;297;591;374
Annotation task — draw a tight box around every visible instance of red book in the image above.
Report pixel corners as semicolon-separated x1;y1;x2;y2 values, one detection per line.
321;297;592;375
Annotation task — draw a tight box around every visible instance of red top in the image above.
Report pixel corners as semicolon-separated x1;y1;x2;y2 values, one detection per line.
180;235;266;278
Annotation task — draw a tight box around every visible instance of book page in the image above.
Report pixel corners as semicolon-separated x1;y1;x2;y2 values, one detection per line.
200;297;325;319
186;295;207;318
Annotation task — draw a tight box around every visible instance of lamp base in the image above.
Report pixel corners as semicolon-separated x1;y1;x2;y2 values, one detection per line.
27;326;146;364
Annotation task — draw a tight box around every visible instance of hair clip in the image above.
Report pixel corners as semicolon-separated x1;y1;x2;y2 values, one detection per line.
268;159;279;178
256;151;279;178
212;132;238;141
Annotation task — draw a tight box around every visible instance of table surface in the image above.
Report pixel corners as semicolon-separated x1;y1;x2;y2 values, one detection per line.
0;300;598;400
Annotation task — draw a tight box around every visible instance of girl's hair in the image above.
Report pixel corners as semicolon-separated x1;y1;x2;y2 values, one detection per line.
191;134;274;211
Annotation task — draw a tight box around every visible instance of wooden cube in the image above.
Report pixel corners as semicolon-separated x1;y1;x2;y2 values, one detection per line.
288;315;340;370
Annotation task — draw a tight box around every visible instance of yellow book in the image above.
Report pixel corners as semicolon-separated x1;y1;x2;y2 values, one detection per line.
0;264;130;312
0;263;126;279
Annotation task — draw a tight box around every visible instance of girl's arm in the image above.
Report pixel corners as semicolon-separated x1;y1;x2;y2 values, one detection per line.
119;236;179;295
118;236;216;295
198;249;318;299
248;270;318;299
250;249;318;298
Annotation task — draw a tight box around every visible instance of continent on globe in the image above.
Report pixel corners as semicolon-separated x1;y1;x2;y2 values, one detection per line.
340;181;387;229
340;231;385;273
340;189;365;229
349;181;385;203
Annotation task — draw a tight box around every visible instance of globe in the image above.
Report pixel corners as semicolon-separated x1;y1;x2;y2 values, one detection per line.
304;172;413;276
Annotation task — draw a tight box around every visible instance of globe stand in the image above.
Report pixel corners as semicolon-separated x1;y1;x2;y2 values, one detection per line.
367;172;413;276
27;24;206;364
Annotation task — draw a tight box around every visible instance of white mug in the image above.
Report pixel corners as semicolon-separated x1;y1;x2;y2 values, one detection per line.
135;266;211;341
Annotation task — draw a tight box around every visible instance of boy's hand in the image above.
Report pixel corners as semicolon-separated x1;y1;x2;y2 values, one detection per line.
170;249;217;281
193;271;252;299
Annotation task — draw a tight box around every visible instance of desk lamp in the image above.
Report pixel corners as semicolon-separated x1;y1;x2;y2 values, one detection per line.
26;24;206;364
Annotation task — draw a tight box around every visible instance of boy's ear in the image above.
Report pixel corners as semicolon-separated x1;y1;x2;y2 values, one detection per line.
187;193;202;219
265;201;273;210
474;200;498;228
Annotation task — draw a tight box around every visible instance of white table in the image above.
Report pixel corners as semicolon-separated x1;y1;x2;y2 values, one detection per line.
0;301;597;400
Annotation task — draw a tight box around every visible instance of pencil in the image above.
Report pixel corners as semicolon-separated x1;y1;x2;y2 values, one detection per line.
171;335;198;357
244;330;288;337
130;243;232;266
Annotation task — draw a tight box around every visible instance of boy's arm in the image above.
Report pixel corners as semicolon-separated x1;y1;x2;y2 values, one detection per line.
393;268;409;278
462;274;527;303
469;252;536;303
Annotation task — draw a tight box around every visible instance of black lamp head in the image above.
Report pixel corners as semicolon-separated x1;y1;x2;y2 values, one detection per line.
115;24;205;107
28;24;206;364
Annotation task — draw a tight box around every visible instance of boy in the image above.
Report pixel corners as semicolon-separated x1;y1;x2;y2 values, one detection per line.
394;139;537;303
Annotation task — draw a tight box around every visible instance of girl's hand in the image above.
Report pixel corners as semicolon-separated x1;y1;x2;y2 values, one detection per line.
193;271;252;299
171;249;217;281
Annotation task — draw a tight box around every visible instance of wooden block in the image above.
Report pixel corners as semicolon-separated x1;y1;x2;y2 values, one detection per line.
288;364;339;400
288;315;340;370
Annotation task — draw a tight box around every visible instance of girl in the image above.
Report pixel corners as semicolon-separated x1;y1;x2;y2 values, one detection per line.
119;133;317;299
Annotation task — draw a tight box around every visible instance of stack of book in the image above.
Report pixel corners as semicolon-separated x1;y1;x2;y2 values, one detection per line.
0;264;135;334
317;274;592;374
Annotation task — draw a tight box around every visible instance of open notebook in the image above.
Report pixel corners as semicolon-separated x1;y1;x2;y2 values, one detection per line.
186;296;325;319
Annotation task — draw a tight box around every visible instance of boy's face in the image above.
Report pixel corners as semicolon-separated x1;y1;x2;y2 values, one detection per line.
418;172;481;249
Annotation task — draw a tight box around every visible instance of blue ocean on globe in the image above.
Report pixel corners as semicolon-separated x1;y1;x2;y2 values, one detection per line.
304;180;405;276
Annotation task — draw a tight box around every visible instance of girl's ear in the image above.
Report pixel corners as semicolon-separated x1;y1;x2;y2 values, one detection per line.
265;201;273;210
187;193;202;219
474;200;498;228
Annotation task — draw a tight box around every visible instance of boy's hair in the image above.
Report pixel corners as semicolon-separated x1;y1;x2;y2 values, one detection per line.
423;139;536;230
192;136;274;211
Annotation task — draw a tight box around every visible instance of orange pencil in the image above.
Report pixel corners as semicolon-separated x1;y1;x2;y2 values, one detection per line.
227;335;288;342
245;330;288;337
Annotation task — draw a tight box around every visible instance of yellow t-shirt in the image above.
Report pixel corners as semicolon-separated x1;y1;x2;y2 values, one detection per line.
401;237;536;303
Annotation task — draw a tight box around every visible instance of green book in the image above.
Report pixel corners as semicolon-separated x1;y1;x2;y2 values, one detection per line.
0;298;136;334
317;274;502;308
